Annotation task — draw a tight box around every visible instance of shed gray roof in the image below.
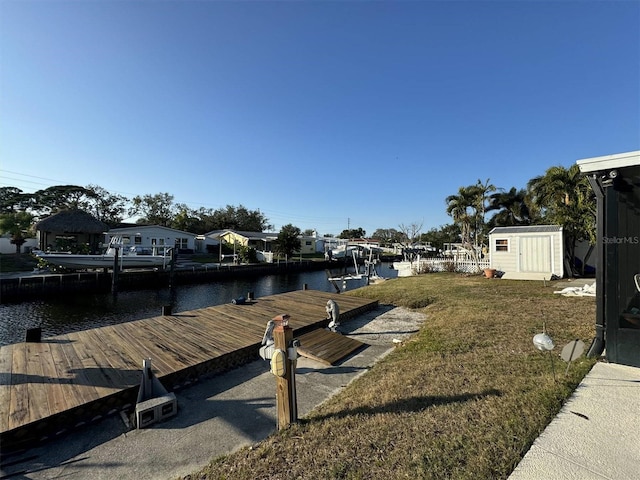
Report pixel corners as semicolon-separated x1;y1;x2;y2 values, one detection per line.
489;225;562;234
35;210;109;233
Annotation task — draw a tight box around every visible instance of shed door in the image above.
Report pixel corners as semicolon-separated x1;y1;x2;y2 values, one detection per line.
519;236;551;272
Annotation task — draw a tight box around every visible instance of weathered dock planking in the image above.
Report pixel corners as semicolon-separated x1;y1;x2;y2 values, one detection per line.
0;290;377;450
296;329;366;365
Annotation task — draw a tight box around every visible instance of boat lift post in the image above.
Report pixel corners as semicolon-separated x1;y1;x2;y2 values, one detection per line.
111;245;120;295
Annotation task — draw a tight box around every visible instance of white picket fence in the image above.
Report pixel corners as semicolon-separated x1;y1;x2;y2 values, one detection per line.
397;256;490;276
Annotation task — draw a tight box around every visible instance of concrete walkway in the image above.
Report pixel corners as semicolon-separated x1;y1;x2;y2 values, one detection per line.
509;361;640;480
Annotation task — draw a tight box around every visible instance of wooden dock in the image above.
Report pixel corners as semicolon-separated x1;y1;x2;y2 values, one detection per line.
0;290;378;450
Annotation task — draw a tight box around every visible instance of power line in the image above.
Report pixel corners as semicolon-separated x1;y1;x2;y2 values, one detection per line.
0;168;353;230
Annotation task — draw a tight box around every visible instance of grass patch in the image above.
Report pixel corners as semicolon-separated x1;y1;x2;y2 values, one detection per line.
182;273;596;480
0;253;39;273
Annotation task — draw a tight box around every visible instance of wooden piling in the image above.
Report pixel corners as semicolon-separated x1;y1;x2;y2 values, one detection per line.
273;314;297;429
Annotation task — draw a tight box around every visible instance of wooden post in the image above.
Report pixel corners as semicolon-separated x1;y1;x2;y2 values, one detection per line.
273;314;297;429
169;248;176;291
111;246;120;295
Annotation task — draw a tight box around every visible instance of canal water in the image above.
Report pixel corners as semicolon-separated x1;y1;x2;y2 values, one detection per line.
0;266;398;347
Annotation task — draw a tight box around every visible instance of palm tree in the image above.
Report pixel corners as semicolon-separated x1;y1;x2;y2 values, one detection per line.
473;178;496;248
446;185;489;271
0;211;34;254
487;187;531;227
527;165;596;275
446;180;495;250
446;186;476;248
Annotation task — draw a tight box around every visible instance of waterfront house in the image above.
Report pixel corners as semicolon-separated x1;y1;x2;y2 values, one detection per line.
202;229;317;259
105;225;197;254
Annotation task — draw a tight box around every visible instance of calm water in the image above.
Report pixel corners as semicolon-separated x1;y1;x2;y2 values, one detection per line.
0;266;398;346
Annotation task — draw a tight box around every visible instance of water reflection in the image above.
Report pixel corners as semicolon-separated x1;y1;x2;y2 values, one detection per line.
0;267;397;346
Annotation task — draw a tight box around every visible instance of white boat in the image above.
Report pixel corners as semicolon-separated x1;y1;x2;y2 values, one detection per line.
35;235;171;270
327;248;386;288
326;242;382;260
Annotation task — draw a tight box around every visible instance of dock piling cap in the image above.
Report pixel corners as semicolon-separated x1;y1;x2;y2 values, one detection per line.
273;314;290;327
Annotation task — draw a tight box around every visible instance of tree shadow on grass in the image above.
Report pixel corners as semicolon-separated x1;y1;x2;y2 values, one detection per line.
307;388;503;422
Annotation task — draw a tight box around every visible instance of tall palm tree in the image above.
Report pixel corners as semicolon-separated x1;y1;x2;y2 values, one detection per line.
473;178;496;247
447;185;488;269
527;164;596;275
487;187;531;227
446;186;476;248
527;165;584;216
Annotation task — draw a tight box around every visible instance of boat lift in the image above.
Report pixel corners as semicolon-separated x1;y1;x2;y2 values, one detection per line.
327;247;385;290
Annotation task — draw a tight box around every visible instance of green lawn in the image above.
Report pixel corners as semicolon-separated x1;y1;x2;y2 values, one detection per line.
0;253;39;273
182;273;596;480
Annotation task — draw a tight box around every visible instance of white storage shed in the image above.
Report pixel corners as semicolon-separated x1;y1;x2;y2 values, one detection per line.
489;225;564;280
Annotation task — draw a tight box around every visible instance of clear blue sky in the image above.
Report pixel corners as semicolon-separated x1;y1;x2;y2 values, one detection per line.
1;0;638;236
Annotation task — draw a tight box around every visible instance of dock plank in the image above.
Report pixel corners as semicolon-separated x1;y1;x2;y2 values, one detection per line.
0;344;13;433
49;339;94;407
26;343;52;424
8;342;29;430
0;290;378;449
297;329;367;365
38;342;70;417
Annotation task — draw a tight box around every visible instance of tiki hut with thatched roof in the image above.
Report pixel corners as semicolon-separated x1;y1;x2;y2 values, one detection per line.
36;210;109;253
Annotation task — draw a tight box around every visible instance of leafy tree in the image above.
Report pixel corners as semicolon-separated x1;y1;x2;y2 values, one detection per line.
198;205;271;233
129;192;175;226
0;211;34;254
274;224;301;259
0;187;32;213
420;224;461;252
527;164;596;275
172;203;203;233
84;184;129;226
338;227;365;239
31;185;96;217
371;228;403;246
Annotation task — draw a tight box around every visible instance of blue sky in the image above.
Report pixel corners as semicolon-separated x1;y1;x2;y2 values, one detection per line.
1;0;638;236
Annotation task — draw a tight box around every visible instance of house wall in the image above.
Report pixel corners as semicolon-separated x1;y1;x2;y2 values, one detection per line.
489;229;564;280
0;236;39;254
220;231;315;255
220;232;249;247
106;226;196;252
299;236;316;255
